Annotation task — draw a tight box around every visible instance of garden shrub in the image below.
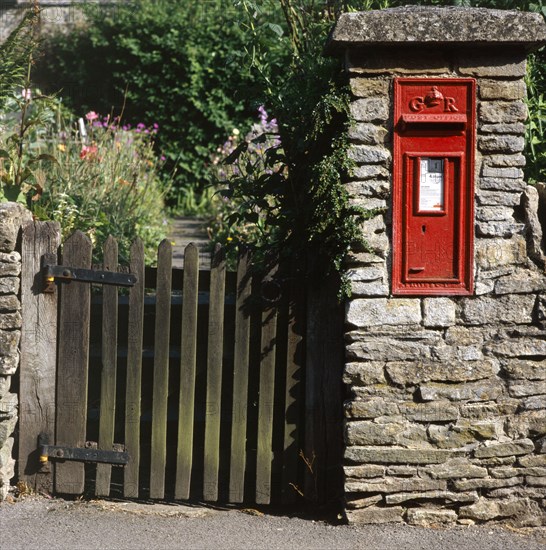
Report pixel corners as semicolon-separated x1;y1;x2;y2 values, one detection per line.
34;0;289;204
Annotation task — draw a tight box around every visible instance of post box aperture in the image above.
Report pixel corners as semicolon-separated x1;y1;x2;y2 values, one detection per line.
392;78;475;295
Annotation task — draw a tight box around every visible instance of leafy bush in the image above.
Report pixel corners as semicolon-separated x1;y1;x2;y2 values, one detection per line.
34;0;288;202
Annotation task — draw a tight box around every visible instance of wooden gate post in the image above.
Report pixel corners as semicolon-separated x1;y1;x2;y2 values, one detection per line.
19;221;61;493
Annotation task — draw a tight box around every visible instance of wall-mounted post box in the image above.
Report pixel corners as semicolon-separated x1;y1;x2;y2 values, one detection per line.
392;78;476;295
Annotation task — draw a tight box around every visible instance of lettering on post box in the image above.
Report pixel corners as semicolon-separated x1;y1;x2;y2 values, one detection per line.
392;78;475;295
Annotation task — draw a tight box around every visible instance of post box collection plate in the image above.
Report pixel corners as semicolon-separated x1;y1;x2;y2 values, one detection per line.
392;78;475;295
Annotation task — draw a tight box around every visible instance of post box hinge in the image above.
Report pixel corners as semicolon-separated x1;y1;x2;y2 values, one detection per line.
42;263;137;293
38;434;129;465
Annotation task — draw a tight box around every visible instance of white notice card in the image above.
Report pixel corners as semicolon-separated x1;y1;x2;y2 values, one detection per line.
419;158;444;211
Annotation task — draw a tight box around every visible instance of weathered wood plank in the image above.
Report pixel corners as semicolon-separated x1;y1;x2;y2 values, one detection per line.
304;277;344;504
150;240;172;499
282;275;305;504
256;264;278;505
175;243;199;500
124;239;145;498
55;231;92;494
229;251;251;503
95;236;119;496
203;245;225;502
19;221;61;493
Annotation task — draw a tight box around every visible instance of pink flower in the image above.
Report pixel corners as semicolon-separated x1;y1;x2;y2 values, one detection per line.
85;111;99;122
80;144;99;160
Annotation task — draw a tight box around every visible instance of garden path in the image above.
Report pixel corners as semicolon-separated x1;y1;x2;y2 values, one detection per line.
167;216;211;269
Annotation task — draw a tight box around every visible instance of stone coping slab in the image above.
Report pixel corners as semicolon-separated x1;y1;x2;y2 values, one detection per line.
325;7;546;54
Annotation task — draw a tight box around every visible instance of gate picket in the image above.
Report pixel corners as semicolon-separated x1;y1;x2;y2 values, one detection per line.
256;264;278;505
203;245;226;502
96;236;119;496
55;231;93;494
124;239;145;498
229;251;251;503
175;243;199;500
150;239;172;499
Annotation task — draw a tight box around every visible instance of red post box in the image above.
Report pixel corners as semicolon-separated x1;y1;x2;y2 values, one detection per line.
392;78;476;295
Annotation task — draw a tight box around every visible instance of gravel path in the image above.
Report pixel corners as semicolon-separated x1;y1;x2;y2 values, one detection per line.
1;496;545;550
168;216;211;269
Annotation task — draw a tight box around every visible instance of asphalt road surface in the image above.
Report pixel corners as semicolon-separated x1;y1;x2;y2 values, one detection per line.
1;496;545;550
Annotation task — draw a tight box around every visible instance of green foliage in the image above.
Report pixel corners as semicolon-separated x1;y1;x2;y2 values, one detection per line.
34;0;287;201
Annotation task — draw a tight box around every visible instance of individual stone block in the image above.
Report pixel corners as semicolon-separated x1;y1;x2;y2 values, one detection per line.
386;360;496;385
350;77;390;98
478;135;525;154
347;48;450;75
345;477;447;494
0;330;20;358
0;377;10;399
476;206;515;222
474;438;534;458
476;190;522;206
0;437;14;500
504;360;546;381
344;398;400;419
345;505;404;524
387;491;478;505
459;497;542;523
454;477;523;491
419;380;503;402
344;464;385;479
348;144;391;164
494;269;546;295
479;178;526;192
346;494;383;509
0;252;21;277
349;98;389;122
479;122;526;135
0;277;19;295
0;312;22;331
483;157;526;171
476;220;525;238
345;446;459;465
479;101;528;124
0;203;32;253
426;458;488;480
348;123;389;144
475;237;527;269
347;265;389;297
344;362;386;386
350;164;390;180
508;381;546;398
346;421;427;446
519;395;546;411
0;295;20;312
523;185;545;266
406;508;458;526
422;297;456;327
486;338;546;358
346;298;421;327
519;455;546;467
460;294;536;325
400;402;459;422
478;79;526;101
0;355;19;376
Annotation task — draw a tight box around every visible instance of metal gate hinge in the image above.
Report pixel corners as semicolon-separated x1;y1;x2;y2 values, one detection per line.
38;434;129;465
42;264;137;293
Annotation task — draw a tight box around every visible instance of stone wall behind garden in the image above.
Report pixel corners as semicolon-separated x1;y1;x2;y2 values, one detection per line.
329;7;546;527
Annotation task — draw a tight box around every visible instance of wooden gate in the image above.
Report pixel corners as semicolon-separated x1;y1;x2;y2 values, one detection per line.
18;223;344;505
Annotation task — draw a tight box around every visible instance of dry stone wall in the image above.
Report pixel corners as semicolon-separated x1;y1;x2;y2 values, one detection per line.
328;7;546;527
0;203;31;500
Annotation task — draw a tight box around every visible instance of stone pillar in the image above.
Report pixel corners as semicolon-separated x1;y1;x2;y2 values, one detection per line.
326;7;546;526
0;203;32;500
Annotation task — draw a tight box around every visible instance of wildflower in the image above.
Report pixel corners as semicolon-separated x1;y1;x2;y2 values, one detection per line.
57;143;66;152
85;111;99;122
80;144;99;160
118;178;131;186
232;128;240;136
21;88;32;101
